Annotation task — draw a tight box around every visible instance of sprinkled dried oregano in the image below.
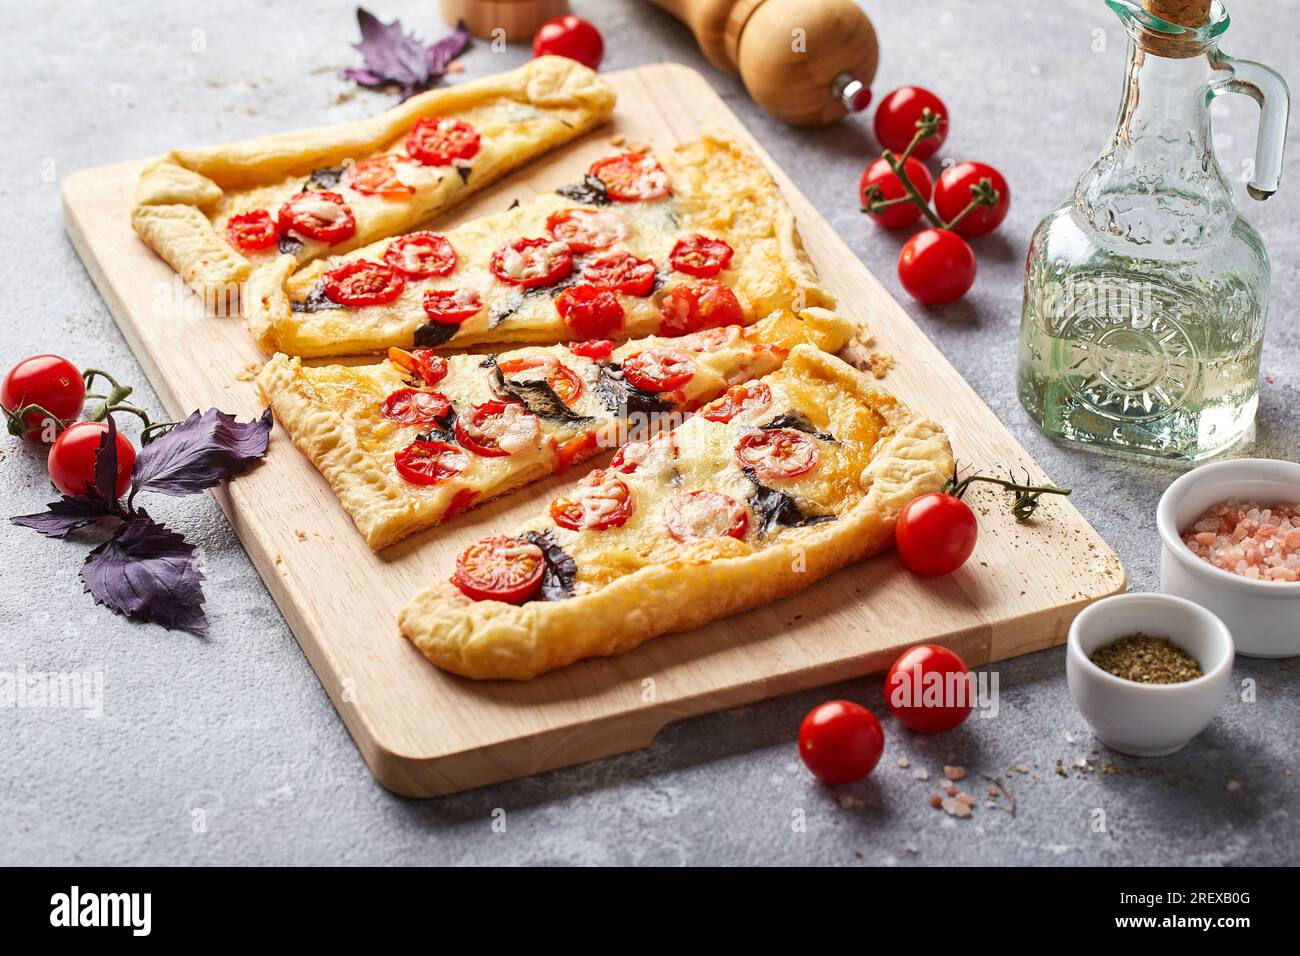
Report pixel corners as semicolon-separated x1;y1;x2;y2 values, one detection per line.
1089;633;1203;685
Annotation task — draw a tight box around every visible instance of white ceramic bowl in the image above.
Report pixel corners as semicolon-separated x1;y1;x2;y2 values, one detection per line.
1067;594;1233;757
1156;457;1300;658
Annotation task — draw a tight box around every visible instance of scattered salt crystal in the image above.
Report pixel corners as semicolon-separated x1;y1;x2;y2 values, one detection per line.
955;792;974;806
897;757;910;769
1226;780;1243;792
912;769;929;781
944;765;966;780
941;797;972;818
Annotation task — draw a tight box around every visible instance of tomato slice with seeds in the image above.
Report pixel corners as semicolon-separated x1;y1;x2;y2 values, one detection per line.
345;154;414;197
660;280;743;336
490;237;574;289
387;347;449;387
549;470;635;531
277;191;356;244
226;209;278;251
406;117;480;166
452;535;545;604
322;260;405;307
384;231;456;279
669;234;735;278
555;283;624;339
455;400;541;457
664;490;749;543
735;428;819;480
442;488;480;522
582;251;656;296
569;339;614;361
588;153;671;202
552;430;600;473
545;208;628;253
621;349;695;392
394;439;468;485
497;356;585;406
701;382;773;423
422;288;483;324
379;388;452;426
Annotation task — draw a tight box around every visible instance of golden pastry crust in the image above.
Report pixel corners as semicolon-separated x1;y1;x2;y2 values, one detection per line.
398;345;953;680
132;57;616;300
246;132;835;357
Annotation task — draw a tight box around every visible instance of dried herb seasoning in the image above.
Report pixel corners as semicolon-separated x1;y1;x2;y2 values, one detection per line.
1090;633;1204;685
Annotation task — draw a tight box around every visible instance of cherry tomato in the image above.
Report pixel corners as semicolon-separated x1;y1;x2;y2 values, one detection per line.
583;251;657;296
798;700;885;786
897;228;976;306
455;400;541;457
345;155;414;197
393;439;468;485
322;260;405;307
669;234;735;278
442;487;480;521
874;86;948;160
621;349;695;392
552;430;599;473
588;153;670;202
555;283;624;339
384;232;456;279
700;382;772;423
545;208;626;253
735;428;818;480
47;421;135;498
379;388;452;427
497;357;584;406
532;15;604;70
659;280;743;336
422;288;483;324
278;191;356;245
859;156;934;230
568;339;614;361
2;355;85;441
387;347;448;386
490;237;573;289
885;644;973;734
895;492;978;576
405;117;480;167
549;470;635;531
453;534;545;604
225;209;278;251
933;161;1011;238
663;490;748;542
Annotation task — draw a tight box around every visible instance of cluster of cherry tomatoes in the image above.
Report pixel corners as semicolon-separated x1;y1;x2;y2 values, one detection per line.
860;87;1011;306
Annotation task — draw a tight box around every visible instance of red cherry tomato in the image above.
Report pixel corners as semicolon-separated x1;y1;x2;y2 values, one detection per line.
225;209;278;251
700;382;772;423
278;191;356;245
545;208;627;253
735;428;818;480
621;349;695;392
387;347;449;386
532;15;604;70
497;356;585;406
588;153;670;202
933;161;1011;238
345;155;414;197
422;288;483;324
405;117;480;167
659;280;743;336
455;400;541;457
859;156;934;230
552;430;600;473
582;251;657;296
379;388;452;427
885;644;973;734
895;492;978;576
874;86;949;160
393;439;468;485
383;232;456;279
550;470;635;531
897;229;976;306
568;339;614;361
663;490;748;543
322;260;405;307
555;283;625;339
2;354;86;441
47;421;135;498
669;234;734;278
798;700;885;786
490;237;573;289
453;534;545;604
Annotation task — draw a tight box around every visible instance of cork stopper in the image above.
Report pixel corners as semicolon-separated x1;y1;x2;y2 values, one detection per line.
1140;0;1212;56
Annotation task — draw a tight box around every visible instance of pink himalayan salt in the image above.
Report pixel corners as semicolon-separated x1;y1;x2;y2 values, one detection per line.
1181;499;1300;583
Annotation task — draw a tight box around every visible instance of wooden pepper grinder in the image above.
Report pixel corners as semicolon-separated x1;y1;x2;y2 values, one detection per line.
646;0;879;126
441;0;568;42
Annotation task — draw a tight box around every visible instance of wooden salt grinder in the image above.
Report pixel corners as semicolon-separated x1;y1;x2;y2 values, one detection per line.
441;0;568;42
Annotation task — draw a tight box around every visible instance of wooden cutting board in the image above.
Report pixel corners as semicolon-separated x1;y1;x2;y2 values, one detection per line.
62;63;1125;796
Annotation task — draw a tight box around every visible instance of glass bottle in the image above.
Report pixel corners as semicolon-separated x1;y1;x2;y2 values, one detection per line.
1018;0;1289;461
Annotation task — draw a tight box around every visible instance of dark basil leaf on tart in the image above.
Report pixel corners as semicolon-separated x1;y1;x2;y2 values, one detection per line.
278;234;305;255
413;321;462;347
304;166;346;191
594;364;674;418
741;467;837;535
761;412;836;443
556;174;611;206
487;357;596;426
414;407;458;446
456;166;472;185
290;282;334;313
521;530;578;601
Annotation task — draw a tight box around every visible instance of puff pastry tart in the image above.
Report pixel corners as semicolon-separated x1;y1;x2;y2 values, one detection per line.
245;133;833;356
398;345;953;680
256;308;851;551
131;56;615;299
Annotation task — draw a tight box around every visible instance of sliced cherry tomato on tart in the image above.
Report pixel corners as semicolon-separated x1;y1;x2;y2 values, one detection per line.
552;430;600;473
345;154;415;197
406;117;480;166
701;382;772;423
659;280;743;336
582;251;656;296
393;439;468;485
455;400;541;457
384;231;456;279
735;428;819;480
452;534;545;604
669;234;734;278
387;347;449;386
555;283;624;339
545;208;628;253
497;356;585;406
490;238;574;288
588;153;670;202
379;388;452;426
663;490;748;543
422;288;483;324
549;470;635;531
226;209;278;252
620;348;695;392
568;339;615;361
277;191;356;244
322;260;405;307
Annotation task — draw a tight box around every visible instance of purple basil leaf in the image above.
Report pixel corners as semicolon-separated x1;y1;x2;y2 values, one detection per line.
346;8;430;95
11;494;117;538
131;407;272;498
81;510;207;635
427;24;469;76
92;414;121;501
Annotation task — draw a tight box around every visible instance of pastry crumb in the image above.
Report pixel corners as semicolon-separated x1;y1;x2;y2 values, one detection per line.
609;134;625;146
294;529;308;542
867;352;894;379
235;363;261;382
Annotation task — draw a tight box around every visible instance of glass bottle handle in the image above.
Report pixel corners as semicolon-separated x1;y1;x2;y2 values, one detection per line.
1210;52;1291;199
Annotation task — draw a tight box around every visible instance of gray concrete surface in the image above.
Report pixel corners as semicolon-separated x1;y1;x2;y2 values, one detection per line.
1;0;1296;866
